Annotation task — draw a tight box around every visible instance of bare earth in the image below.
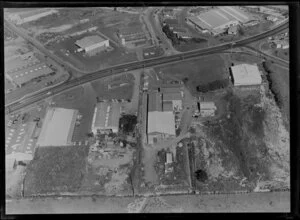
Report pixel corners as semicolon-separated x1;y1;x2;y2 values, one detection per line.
6;191;290;214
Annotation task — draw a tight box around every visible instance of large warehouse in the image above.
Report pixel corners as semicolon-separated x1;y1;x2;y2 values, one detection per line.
36;108;78;147
75;35;109;56
91;102;122;134
187;6;249;35
230;64;262;86
147;111;176;144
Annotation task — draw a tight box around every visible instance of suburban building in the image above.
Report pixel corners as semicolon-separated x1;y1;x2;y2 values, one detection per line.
75;35;109;56
5;62;54;87
147;111;176;144
198;102;217;117
8;8;58;25
91;102;122;134
187;6;249;35
36;108;78;147
230;64;262;86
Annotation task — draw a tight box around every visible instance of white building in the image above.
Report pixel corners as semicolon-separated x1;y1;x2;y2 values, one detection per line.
91;102;122;134
199;102;217;117
75;35;109;56
147;111;176;144
230;64;262;86
36;108;78;147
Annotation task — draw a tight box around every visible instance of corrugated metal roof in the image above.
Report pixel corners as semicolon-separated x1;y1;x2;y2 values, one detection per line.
163;101;173;112
148;111;175;135
37;108;78;147
148;92;163;112
93;102;121;130
200;102;217;110
231;64;262;86
75;35;106;49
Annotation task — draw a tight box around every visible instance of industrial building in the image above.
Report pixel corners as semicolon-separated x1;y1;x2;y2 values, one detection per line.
230;64;262;86
91;102;122;134
5;52;40;73
117;26;147;46
148;92;163;112
7;8;58;25
75;35;109;56
5;62;54;87
36;108;78;147
198;102;217;117
147;111;176;144
187;6;249;35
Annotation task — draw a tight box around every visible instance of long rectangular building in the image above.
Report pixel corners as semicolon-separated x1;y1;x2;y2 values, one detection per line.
37;108;78;147
75;35;109;56
91;102;122;134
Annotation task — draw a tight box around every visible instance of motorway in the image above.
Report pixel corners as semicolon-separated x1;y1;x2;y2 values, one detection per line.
5;20;288;114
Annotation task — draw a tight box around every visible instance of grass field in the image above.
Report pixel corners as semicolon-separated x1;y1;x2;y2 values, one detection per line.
174;39;208;52
263;61;289;128
91;74;134;101
24;145;89;196
154;55;227;96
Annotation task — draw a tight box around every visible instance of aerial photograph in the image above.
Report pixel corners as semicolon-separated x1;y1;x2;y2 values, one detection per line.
4;5;291;214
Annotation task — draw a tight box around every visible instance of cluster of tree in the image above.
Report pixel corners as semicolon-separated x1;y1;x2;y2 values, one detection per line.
119;114;137;134
195;169;208;182
196;79;229;93
162;24;180;45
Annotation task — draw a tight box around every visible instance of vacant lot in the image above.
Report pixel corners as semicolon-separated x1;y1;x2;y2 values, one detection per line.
174;39;208;52
91;73;134;101
262;61;289;130
154;55;227;96
24;145;89;196
189;88;289;192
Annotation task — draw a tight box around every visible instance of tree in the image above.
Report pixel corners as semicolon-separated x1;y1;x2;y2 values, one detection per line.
195;169;208;182
86;132;94;138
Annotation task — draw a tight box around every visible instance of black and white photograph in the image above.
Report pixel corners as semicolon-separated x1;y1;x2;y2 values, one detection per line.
3;2;297;215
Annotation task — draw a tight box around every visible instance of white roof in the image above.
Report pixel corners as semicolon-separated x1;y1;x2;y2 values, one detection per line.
75;35;106;49
148;111;175;135
37;108;78;147
166;152;173;163
200;102;216;110
231;64;262;86
6;152;33;161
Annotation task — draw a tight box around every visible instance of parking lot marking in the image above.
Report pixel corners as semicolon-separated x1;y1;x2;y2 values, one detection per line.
16;140;20;142
10;129;15;132
6;140;10;144
7;137;12;140
8;133;13;136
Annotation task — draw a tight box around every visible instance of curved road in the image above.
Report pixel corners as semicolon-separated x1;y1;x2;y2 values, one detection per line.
5;21;289;114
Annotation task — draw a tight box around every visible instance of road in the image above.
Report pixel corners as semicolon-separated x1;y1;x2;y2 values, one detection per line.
4;19;84;77
5;21;289;114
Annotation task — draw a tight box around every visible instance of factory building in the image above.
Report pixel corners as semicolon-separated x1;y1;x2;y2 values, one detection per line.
117;26;146;46
147;111;176;144
230;64;262;86
75;35;109;56
8;8;58;25
5;62;54;87
187;6;249;35
91;102;122;134
36;108;78;147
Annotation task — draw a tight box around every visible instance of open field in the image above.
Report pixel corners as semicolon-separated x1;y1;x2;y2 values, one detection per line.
174;39;208;52
189;87;289;193
24;145;89;196
262;61;289;130
91;73;134;101
154;55;228;96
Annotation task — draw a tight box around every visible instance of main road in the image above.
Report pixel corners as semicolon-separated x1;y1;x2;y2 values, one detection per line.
5;20;289;114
